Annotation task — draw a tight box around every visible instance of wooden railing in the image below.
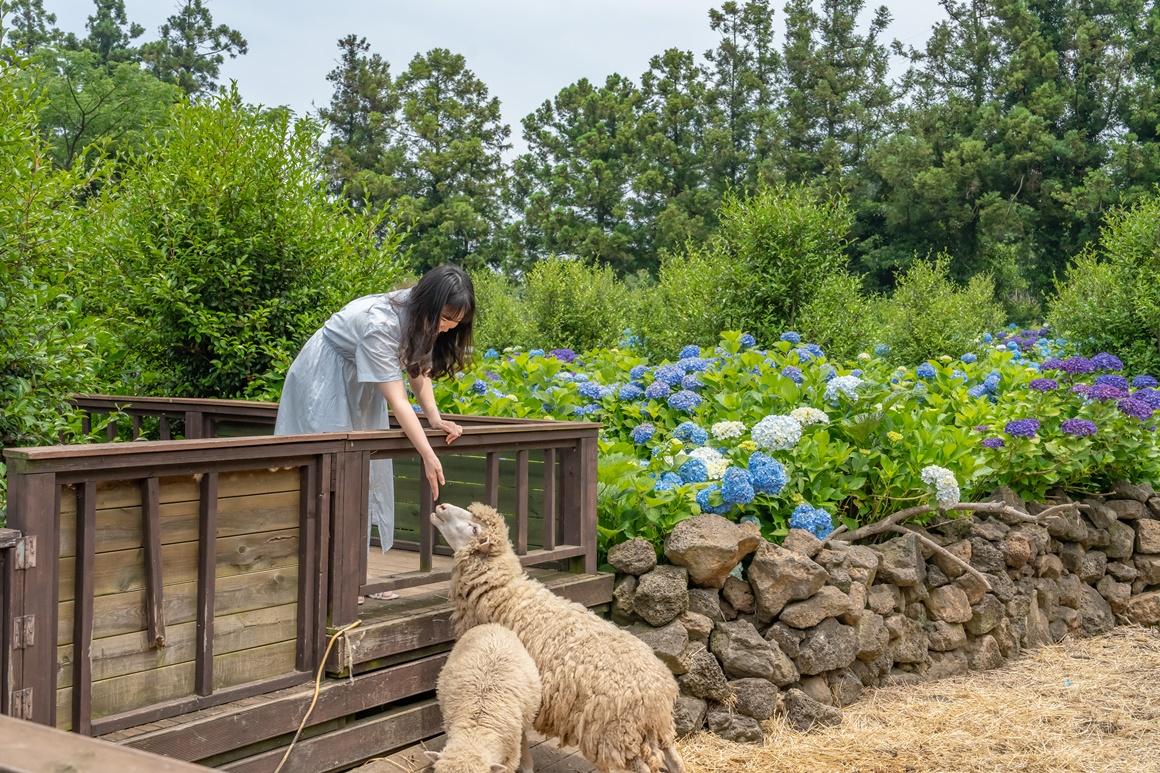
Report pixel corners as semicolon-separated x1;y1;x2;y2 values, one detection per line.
0;528;22;719
0;713;209;771
3;396;600;735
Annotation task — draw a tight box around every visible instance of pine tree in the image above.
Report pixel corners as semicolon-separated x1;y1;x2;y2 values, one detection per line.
139;0;247;97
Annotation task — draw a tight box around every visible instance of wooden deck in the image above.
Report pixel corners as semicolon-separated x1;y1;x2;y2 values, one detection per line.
358;730;598;772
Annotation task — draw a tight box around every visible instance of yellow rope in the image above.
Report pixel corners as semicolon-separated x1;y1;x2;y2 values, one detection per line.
272;619;364;773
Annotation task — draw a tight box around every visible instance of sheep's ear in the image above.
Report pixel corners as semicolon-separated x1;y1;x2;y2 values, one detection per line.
473;534;494;555
489;766;507;773
423;750;441;763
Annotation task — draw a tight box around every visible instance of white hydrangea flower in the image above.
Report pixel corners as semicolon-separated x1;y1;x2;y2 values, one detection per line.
751;414;803;451
857;352;872;362
920;465;961;508
689;447;729;480
789;406;829;426
711;420;746;440
824;375;863;403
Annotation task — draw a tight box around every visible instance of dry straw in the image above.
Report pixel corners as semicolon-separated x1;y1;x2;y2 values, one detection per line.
678;626;1160;773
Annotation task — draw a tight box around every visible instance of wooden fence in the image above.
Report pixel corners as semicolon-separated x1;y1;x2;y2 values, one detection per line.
2;395;599;737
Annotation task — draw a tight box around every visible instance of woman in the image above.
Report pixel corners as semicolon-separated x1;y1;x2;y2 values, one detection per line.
275;265;474;600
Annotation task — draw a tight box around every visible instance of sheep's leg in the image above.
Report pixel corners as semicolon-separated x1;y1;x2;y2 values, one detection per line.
662;745;686;773
517;728;534;773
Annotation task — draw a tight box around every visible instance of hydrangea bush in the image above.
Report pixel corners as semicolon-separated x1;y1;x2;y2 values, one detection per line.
436;328;1160;554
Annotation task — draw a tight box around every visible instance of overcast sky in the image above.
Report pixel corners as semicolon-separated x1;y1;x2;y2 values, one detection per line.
48;1;947;153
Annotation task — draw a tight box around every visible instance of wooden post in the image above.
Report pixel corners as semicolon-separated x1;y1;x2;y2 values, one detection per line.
515;450;529;555
72;482;96;734
195;473;218;696
297;463;318;672
328;448;361;628
141;478;166;648
5;471;60;726
418;461;434;572
542;448;557;551
183;411;203;440
578;434;599;573
484;452;500;509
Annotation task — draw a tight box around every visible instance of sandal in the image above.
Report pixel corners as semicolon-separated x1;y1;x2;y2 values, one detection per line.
367;590;400;601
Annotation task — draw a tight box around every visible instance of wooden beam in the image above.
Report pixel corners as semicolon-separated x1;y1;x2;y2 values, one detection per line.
296;464;316;673
141;477;166;648
515;449;529;555
0;714;209;772
484;451;499;508
542;448;557;551
195;473;218;696
418;460;434;573
73;481;97;734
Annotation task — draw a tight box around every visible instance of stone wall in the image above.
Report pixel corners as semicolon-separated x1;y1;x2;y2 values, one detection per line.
608;483;1160;743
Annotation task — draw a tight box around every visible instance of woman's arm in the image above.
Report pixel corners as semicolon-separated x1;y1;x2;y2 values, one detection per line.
409;372;463;444
376;380;445;499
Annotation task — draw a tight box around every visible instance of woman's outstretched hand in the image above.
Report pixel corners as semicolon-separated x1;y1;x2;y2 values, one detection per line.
423;452;446;501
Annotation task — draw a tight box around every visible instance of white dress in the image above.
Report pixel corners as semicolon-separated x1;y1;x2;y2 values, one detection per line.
274;289;411;551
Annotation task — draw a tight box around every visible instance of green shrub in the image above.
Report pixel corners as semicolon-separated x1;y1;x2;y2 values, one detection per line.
634;244;739;357
880;256;1005;363
797;272;884;361
470;268;534;351
100;88;407;400
1048;195;1160;374
714;185;853;342
522;257;629;350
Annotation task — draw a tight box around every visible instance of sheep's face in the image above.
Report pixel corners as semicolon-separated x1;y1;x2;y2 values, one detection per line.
430;502;484;552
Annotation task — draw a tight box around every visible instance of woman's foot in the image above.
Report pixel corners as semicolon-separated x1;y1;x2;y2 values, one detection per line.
366;590;400;601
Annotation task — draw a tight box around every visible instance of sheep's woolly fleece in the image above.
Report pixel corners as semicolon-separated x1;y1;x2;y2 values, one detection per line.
434;623;541;773
446;502;683;773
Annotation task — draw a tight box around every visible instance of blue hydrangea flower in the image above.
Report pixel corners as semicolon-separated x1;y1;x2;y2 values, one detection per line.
571;372;590;382
952;369;968;382
961;352;977;364
796;347;815;363
674;422;709;445
874;343;891;356
740;333;757;348
679;357;710;373
645;380;672;400
1092;352;1124;371
483;348;499;360
968;384;988;399
681;374;703;391
654;364;685;386
678;458;709;484
821;365;837;381
781;366;804;384
654;472;683;491
982;333;994;343
851;369;864;377
916;362;936;379
629;364;649;381
679;345;701;359
528;348;545;358
577;381;604;400
1132;375;1158;389
748;452;787;495
618;383;644;401
789;504;833;539
668;389;703;412
983;372;1002;393
471;379;488;394
1007;341;1021;351
824;375;863;403
631;423;655;444
696;484;730;514
720;467;755;505
572;403;601;416
780;331;802;344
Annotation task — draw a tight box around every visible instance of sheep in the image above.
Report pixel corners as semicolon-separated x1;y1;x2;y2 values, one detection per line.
426;622;542;773
430;501;686;773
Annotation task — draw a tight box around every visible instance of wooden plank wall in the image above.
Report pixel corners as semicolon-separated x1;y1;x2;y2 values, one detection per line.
53;469;302;729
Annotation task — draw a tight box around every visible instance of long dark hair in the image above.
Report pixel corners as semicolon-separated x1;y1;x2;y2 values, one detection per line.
395;265;475;379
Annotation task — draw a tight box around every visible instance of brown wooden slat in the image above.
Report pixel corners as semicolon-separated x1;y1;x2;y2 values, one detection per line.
183;411;204;440
543;448;557;550
356;452;370;595
106;417;118;442
296;464;316;673
123;654;447;762
73;481;97;734
195;473;218;696
0;714;210;772
359;545;587;596
418;461;434;573
516;449;529;555
131;414;142;440
219;699;441;773
82;413;92;435
579;436;599;573
560;444;581;551
0;528;19;549
141;477;166;648
0;545;12;715
313;456;331;669
484;451;499;508
159;415;172;440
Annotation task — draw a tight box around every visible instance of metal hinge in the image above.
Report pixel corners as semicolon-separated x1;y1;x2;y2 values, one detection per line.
12;615;34;648
9;688;32;720
14;536;36;570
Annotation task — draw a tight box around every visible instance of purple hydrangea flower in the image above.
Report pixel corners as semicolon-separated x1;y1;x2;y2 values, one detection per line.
981;436;1006;449
1004;419;1041;438
1089;383;1128;401
1094;374;1129;391
1061;418;1098;437
1028;378;1058;392
1131;374;1158;389
1118;397;1155;421
1134;388;1160;409
1091;352;1124;371
1072;384;1092;397
1060;356;1095;375
549;348;576;363
1040;357;1065;372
